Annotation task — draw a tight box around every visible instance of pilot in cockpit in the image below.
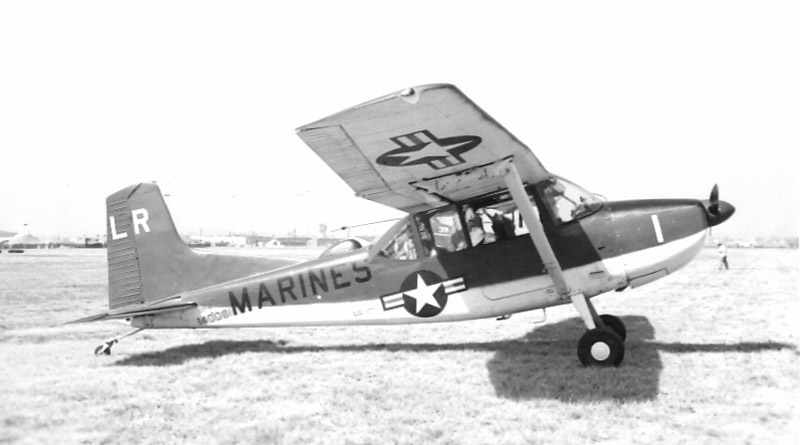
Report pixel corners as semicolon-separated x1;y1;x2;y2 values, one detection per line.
464;206;485;246
415;215;436;257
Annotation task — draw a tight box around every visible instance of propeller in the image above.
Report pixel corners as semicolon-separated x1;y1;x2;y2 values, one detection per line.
703;183;734;228
708;184;719;216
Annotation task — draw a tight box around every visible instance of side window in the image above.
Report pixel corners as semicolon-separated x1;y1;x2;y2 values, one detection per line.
455;176;603;248
460;196;521;247
378;220;418;260
423;206;467;252
376;208;470;260
414;206;467;253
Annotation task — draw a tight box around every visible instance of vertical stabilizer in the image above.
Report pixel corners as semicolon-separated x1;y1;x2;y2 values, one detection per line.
105;183;295;310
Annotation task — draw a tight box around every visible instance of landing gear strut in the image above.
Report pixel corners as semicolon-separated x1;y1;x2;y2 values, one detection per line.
498;161;627;367
571;293;627;366
599;314;626;342
94;328;145;356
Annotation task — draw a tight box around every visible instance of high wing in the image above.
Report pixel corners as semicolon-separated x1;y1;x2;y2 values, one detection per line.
296;84;550;213
297;84;584;325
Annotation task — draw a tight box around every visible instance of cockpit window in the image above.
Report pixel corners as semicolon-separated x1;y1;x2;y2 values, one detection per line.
375;209;468;260
374;176;603;260
377;219;419;260
452;176;602;248
460;192;525;247
538;176;603;224
418;206;466;254
373;176;601;259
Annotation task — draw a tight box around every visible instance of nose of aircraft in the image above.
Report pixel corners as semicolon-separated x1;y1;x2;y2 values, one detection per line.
706;200;735;227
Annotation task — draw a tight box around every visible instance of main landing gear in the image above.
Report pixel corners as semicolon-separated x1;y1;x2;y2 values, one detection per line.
94;328;145;356
498;162;626;366
572;294;627;366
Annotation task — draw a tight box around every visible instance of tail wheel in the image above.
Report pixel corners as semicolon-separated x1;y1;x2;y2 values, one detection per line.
94;343;112;356
577;328;625;366
599;314;627;342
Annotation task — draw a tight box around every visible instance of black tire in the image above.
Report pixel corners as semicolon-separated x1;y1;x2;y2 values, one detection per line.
600;314;627;342
577;328;625;366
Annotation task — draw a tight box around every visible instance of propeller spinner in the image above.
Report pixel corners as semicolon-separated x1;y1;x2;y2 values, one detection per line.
702;184;735;227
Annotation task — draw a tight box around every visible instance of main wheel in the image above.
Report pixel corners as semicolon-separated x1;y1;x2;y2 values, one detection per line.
599;314;627;342
577;328;625;366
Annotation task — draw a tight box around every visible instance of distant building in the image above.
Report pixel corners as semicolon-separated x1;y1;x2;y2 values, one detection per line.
246;235;276;247
262;238;282;247
191;235;246;247
275;237;315;247
181;235;211;248
317;237;349;247
6;233;45;249
83;237;105;248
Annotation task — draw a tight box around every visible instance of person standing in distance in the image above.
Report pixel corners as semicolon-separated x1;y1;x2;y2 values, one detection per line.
717;242;729;270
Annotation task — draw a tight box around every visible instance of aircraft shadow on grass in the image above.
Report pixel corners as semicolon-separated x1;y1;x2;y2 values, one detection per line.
114;315;795;403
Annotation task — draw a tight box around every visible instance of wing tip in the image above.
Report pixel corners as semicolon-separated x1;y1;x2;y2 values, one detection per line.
296;83;461;132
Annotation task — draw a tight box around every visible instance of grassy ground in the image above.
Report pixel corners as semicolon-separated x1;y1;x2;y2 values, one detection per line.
1;248;797;444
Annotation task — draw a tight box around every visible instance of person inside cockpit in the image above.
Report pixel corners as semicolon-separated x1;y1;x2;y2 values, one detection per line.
487;210;514;241
414;215;436;257
464;206;485;246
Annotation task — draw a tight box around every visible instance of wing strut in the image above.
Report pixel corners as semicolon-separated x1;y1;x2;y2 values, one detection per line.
498;159;598;330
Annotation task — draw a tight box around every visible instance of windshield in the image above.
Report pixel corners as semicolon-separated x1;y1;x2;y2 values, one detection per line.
537;176;603;224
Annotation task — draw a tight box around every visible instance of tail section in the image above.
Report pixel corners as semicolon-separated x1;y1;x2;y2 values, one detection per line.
105;183;294;311
106;184;151;309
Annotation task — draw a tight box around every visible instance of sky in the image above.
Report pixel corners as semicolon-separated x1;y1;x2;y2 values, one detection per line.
1;1;797;240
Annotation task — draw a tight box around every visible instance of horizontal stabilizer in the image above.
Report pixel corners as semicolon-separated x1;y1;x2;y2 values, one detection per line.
67;302;196;324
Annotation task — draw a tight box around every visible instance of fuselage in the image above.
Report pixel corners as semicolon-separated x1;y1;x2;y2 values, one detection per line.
134;195;734;330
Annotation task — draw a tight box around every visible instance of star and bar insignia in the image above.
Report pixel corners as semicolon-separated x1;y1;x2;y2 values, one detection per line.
380;270;467;318
375;130;482;170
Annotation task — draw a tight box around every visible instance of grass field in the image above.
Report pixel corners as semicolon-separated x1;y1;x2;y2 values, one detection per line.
1;247;797;444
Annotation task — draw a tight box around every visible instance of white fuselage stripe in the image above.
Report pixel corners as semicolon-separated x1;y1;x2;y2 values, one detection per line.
651;214;665;244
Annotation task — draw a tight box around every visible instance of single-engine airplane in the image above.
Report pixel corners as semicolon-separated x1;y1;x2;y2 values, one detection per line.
73;84;734;366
